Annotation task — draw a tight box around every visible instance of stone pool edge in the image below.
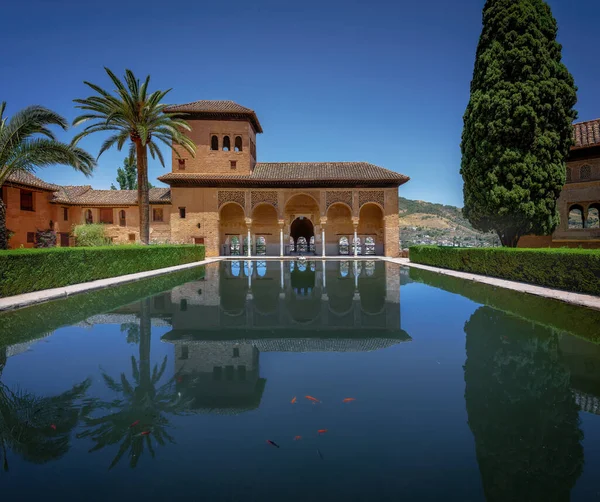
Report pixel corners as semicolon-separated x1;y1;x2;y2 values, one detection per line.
0;257;222;312
384;257;600;312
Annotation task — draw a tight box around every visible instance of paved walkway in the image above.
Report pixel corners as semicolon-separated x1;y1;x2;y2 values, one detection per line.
0;257;222;312
383;257;600;311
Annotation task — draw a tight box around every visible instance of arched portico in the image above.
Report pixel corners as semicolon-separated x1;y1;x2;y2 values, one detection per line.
219;203;246;256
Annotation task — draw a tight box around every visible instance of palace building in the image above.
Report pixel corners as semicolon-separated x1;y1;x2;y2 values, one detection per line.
519;118;600;248
3;100;409;256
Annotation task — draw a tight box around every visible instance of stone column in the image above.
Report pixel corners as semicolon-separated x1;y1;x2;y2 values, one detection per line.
279;219;285;257
352;218;359;257
245;218;252;257
320;217;327;257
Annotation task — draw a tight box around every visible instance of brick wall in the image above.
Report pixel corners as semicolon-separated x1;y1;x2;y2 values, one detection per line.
171;119;256;175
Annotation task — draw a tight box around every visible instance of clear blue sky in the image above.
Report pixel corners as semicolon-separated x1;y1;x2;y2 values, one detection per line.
1;0;599;207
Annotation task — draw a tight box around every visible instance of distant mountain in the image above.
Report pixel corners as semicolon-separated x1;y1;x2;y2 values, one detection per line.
398;197;500;248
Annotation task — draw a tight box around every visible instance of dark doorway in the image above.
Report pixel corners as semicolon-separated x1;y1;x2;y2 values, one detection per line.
60;233;70;247
290;217;314;254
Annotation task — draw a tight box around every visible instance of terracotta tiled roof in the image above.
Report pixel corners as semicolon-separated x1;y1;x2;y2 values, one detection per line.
52;187;171;206
158;162;409;188
163;100;263;133
5;171;61;192
573;119;600;149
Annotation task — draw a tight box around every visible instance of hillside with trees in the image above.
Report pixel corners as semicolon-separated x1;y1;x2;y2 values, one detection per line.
399;197;500;248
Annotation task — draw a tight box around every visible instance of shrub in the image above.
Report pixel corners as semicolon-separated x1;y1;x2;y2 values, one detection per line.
35;229;57;248
72;224;111;247
409;246;600;296
0;244;205;297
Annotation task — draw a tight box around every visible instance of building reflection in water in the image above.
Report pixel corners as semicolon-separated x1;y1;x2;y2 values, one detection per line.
120;260;409;414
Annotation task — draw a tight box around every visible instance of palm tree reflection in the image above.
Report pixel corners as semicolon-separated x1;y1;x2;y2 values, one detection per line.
78;299;189;469
0;348;91;472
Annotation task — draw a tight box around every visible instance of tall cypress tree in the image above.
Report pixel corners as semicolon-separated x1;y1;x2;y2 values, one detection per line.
460;0;577;247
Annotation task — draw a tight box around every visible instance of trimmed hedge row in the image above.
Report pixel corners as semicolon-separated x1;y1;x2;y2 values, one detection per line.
0;245;205;297
409;246;600;296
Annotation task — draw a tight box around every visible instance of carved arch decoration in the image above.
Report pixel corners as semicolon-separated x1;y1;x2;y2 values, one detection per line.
326;191;353;211
359;190;385;209
218;190;246;210
251;191;278;210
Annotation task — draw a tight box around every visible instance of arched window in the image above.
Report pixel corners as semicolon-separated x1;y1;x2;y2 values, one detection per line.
223;136;231;151
235;136;243;152
230;261;241;277
587;204;600;229
85;209;93;224
352;236;362;255
230;236;240;256
580;164;592;180
309;236;315;252
568;205;585;229
339;236;349;255
211;135;219;151
289;236;295;253
119;210;126;227
365;236;375;255
297;236;308;252
256;236;266;255
566;167;572;183
243;235;250;255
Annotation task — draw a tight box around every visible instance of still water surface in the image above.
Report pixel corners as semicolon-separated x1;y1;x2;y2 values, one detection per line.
1;260;600;501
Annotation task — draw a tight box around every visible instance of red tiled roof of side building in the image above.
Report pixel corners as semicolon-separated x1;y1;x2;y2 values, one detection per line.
5;171;61;192
52;187;171;205
163;100;263;133
572;119;600;149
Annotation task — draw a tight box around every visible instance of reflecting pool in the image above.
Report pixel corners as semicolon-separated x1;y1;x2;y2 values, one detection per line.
0;260;600;501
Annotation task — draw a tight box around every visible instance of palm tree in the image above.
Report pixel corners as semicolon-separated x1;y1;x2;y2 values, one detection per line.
0;103;95;249
71;68;196;244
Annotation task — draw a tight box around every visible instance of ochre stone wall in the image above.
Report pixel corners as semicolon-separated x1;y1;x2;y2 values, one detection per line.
170;119;256;175
4;186;58;248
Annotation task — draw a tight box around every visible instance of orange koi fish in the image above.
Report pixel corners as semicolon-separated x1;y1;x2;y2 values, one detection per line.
294;436;302;441
305;395;320;403
317;429;328;435
130;420;140;428
141;431;151;436
50;424;56;431
291;397;297;404
266;440;280;448
343;398;356;403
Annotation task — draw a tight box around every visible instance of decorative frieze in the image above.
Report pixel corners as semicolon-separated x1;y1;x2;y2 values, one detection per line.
218;190;245;209
325;190;353;210
251;190;278;209
359;190;385;208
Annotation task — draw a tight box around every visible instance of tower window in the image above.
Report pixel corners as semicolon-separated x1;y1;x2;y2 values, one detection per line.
580;164;592;180
179;207;186;218
223;136;230;151
230;161;237;170
119;210;126;227
211;135;219;151
178;158;186;170
63;207;68;221
235;136;243;152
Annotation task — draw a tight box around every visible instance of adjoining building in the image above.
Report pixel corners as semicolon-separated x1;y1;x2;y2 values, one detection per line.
519;118;600;248
2;100;409;256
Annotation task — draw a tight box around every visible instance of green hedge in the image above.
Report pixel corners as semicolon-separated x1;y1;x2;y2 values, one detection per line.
0;245;205;297
409;246;600;296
